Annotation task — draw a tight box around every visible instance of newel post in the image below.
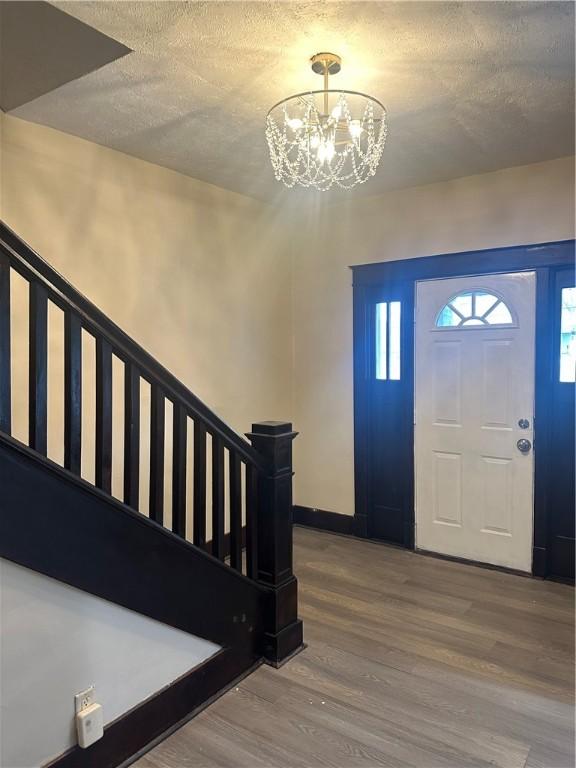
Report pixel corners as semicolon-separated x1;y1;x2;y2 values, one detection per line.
246;421;304;666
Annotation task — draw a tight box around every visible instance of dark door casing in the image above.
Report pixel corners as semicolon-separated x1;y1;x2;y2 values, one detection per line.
547;268;575;580
352;241;575;581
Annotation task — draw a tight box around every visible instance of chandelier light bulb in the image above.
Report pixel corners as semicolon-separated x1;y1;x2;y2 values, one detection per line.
349;119;363;139
265;52;387;191
286;117;303;130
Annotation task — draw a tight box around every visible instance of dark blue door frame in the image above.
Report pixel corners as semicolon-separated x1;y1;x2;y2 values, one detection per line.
352;240;575;581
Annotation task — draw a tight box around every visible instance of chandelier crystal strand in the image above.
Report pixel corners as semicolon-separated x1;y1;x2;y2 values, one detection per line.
266;53;387;191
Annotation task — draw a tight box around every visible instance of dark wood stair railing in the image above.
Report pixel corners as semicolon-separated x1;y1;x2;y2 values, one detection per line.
0;221;303;666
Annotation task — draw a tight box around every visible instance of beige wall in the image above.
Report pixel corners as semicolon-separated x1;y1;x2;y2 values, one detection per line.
1;114;573;522
0;113;292;429
292;157;575;516
0;114;293;514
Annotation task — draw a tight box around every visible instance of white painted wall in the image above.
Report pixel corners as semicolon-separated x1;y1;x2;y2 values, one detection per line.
0;559;219;768
291;157;575;516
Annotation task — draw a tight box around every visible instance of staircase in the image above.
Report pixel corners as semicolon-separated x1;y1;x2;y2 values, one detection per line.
0;222;303;767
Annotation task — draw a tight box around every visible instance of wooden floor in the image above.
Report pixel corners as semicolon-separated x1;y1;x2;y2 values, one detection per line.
135;527;575;768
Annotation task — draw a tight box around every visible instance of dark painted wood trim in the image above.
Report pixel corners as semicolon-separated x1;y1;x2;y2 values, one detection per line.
0;251;11;434
46;648;260;768
351;239;575;579
293;505;354;536
352;283;370;540
532;546;547;579
148;385;165;525
123;362;140;509
229;451;243;572
0;432;266;654
247;423;304;665
95;337;113;494
545;573;576;587
351;240;574;285
63;312;82;475
0;221;265;472
545;268;576;582
28;281;48;455
202;527;247;560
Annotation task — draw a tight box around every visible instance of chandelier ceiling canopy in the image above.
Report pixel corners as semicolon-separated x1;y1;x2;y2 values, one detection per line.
266;53;387;192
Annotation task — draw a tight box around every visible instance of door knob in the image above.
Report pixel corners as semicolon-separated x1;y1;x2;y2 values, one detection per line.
516;438;532;454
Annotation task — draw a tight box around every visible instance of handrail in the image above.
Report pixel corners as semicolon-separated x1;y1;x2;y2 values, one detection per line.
0;221;266;472
0;222;303;663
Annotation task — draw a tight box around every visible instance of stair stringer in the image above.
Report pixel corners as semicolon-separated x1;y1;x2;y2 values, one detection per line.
0;432;267;658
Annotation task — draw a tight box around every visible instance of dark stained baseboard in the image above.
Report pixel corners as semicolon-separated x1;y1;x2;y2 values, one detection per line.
46;648;260;768
293;505;564;582
293;505;354;536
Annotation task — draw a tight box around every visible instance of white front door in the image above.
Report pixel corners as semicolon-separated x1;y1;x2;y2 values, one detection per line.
415;272;536;572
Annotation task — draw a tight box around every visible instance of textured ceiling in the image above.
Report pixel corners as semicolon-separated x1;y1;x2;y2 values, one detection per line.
8;1;575;202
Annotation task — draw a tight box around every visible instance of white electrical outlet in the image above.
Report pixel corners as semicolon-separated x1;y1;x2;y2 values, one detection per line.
75;686;104;748
74;685;95;714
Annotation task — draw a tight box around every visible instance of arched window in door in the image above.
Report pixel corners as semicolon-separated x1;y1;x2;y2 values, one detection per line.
436;290;514;328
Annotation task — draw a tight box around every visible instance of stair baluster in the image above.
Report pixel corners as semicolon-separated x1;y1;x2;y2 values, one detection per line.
229;451;242;571
149;384;165;524
0;252;11;434
29;282;48;455
193;421;207;548
95;337;113;492
172;402;187;538
211;435;225;560
0;221;303;667
64;312;82;475
124;361;140;509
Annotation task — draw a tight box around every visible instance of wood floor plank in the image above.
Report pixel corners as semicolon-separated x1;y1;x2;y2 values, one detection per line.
135;528;574;768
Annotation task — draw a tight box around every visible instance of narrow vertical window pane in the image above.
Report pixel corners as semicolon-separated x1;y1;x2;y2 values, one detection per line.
560;287;576;383
375;302;387;380
389;301;401;380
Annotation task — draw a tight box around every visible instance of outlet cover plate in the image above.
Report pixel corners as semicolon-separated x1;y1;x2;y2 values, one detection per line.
75;685;95;714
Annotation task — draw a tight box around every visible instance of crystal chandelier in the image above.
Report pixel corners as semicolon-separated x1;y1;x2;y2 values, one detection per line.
266;53;387;191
